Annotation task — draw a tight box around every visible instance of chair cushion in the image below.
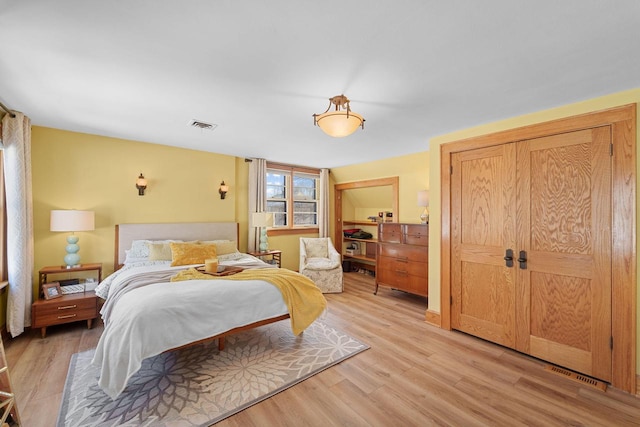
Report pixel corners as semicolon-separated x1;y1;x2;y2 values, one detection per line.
304;239;328;258
304;257;340;270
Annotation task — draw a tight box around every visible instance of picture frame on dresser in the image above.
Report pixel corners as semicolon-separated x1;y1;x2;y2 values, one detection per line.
42;282;62;300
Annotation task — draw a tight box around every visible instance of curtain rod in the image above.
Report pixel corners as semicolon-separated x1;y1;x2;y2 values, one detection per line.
0;101;16;118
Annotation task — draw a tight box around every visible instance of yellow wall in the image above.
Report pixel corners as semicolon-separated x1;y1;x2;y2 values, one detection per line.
31;127;238;295
331;151;430;224
27;127;318;297
427;88;640;370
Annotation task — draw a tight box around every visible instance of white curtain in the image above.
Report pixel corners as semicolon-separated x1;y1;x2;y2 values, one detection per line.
318;168;330;237
248;158;267;251
1;112;34;337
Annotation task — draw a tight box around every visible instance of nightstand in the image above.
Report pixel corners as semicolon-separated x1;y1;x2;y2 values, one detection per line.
33;263;102;338
38;263;102;289
248;250;282;268
32;291;98;338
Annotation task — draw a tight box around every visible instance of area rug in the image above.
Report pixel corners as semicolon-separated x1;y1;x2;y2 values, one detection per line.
57;321;368;426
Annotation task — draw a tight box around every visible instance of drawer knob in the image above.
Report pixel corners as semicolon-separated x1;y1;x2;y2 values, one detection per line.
58;304;77;310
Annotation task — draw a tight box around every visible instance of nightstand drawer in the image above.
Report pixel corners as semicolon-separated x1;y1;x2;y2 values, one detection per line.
32;292;98;329
33;307;97;327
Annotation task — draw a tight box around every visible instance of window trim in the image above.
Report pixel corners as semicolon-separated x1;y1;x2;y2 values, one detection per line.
266;162;320;233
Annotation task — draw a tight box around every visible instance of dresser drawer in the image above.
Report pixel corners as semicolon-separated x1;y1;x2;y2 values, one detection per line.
378;243;428;263
403;224;429;246
376;268;428;297
377;256;427;278
378;223;402;243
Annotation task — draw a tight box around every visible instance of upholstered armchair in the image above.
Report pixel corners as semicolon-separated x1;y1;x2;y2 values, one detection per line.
299;237;343;293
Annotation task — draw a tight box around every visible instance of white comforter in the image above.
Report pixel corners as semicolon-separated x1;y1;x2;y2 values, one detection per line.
92;257;287;399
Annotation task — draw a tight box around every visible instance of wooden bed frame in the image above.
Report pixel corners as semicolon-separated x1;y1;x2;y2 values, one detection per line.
113;222;290;350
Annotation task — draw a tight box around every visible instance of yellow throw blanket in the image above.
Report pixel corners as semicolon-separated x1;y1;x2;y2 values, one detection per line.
171;268;327;335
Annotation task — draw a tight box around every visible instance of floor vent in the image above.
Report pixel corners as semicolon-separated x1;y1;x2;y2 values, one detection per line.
544;365;607;391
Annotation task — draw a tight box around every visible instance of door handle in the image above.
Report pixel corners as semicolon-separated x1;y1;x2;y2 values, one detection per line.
517;250;527;269
504;249;513;268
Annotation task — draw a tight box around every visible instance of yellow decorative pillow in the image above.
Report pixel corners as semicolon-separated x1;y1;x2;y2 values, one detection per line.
170;242;218;266
148;242;173;261
198;240;238;255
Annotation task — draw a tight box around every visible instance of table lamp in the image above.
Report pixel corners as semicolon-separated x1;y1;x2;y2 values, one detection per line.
251;212;274;251
417;190;429;224
50;210;95;268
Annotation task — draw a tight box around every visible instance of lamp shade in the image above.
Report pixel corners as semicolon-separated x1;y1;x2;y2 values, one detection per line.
251;212;274;228
315;111;364;138
50;210;95;232
417;190;429;207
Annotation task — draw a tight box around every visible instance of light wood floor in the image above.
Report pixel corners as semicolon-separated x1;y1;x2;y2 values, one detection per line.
5;272;640;426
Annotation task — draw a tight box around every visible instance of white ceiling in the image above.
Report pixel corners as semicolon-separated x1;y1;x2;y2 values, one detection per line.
1;1;639;168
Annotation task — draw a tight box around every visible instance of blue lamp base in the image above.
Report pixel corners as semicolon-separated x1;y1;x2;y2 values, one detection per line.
64;235;81;268
259;227;269;252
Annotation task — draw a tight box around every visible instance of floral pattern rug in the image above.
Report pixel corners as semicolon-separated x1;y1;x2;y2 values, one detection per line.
57;321;368;426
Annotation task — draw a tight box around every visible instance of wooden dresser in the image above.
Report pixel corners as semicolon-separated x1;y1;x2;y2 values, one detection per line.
376;223;428;297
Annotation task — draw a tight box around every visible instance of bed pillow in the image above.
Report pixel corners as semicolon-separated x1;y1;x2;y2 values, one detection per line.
128;240;152;260
170;242;218;266
148;242;173;261
148;240;197;261
128;239;182;261
123;250;149;265
199;240;239;256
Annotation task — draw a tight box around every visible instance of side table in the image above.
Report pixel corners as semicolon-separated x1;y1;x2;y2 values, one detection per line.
38;263;102;289
247;250;282;268
32;291;98;338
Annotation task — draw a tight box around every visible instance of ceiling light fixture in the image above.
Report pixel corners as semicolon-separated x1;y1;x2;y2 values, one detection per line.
313;94;365;137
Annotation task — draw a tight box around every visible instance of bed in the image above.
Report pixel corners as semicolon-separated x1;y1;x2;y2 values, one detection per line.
92;222;327;399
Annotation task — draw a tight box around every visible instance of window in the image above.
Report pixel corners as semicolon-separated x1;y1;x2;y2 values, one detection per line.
266;163;319;230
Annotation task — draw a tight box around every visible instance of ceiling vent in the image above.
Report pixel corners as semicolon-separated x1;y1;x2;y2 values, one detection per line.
188;119;217;131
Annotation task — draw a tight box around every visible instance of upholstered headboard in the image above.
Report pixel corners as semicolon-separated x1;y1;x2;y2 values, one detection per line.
114;222;239;268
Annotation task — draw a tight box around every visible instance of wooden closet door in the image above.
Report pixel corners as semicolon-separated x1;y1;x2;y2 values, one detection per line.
451;144;517;347
515;127;612;381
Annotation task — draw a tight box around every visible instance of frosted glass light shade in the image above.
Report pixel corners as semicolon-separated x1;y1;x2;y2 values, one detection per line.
315;111;364;138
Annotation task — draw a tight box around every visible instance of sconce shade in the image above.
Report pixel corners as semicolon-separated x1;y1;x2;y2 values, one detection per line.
417;190;429;207
50;210;95;232
136;173;147;196
313;95;365;137
219;181;230;199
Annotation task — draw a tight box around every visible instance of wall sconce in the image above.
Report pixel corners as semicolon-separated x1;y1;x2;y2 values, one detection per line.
136;173;148;196
219;181;229;199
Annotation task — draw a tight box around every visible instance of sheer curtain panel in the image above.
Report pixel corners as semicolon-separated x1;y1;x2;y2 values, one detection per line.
319;168;330;237
1;112;34;337
248;158;267;251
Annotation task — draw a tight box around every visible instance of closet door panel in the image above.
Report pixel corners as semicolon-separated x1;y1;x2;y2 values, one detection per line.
516;127;612;381
451;144;517;348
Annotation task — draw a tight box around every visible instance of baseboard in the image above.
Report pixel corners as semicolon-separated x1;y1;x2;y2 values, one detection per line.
425;309;441;327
